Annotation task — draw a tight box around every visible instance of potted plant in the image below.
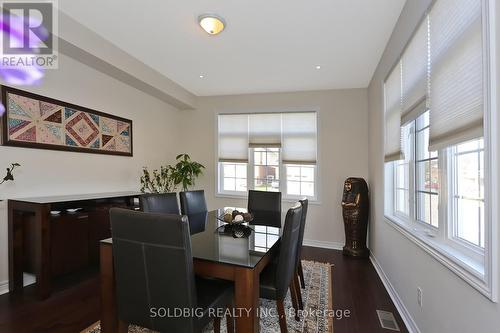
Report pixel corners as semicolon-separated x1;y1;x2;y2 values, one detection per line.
140;165;176;193
171;154;205;192
140;154;205;193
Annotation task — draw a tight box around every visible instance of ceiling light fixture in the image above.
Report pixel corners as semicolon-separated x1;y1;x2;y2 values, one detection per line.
315;65;321;70
199;75;205;78
198;14;225;35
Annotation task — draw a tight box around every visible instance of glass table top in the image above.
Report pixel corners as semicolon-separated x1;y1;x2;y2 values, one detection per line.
189;208;281;268
101;208;282;269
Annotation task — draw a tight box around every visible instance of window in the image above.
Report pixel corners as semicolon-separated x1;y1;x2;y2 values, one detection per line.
383;0;496;300
450;139;485;248
286;164;315;197
253;148;280;192
415;112;439;227
217;112;318;200
394;123;411;216
220;162;247;193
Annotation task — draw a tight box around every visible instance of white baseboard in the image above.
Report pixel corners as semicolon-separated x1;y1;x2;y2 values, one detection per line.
0;274;36;296
303;239;344;250
370;254;420;333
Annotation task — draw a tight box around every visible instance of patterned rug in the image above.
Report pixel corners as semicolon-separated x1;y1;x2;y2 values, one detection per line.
83;260;333;333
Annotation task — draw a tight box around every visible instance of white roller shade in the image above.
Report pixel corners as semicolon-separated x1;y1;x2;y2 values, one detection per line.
384;62;403;162
249;113;282;147
402;16;429;123
218;114;249;162
282;112;317;164
429;0;483;151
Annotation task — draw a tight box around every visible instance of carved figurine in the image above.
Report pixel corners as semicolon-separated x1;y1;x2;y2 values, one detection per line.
341;177;370;258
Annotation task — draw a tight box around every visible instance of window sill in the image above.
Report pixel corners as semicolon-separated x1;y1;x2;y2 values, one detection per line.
215;192;321;205
384;213;495;301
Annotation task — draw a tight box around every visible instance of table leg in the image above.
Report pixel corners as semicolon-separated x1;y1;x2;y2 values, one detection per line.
100;243;119;333
234;267;260;333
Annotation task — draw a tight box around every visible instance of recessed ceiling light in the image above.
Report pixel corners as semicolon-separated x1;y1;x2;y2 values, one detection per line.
315;65;321;70
198;14;225;35
199;75;205;78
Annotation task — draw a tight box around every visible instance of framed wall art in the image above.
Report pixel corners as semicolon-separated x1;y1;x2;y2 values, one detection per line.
0;86;133;156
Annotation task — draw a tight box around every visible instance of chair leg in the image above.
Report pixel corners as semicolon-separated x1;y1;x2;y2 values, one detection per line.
294;271;304;311
213;316;221;333
289;279;300;321
277;299;288;333
226;304;234;333
298;261;305;289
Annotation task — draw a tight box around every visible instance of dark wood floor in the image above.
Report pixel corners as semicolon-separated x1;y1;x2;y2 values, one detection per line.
0;247;407;333
301;247;408;333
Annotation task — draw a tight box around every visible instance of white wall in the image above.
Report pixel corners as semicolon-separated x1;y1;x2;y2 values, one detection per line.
180;89;369;248
0;54;182;292
367;1;500;332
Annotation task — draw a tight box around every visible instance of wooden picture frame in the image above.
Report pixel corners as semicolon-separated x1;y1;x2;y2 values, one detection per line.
0;85;133;156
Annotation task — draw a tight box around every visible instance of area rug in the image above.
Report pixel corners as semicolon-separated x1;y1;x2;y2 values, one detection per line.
82;260;333;333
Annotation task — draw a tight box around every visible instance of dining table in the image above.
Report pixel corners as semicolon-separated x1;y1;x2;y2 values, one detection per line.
99;208;282;333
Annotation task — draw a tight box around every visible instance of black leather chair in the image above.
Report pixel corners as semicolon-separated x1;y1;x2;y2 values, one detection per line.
293;199;309;310
140;193;179;215
247;190;282;227
180;190;208;215
110;208;234;333
259;203;303;333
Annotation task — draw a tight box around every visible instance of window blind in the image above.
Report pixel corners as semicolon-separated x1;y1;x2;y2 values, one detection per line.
384;61;403;162
218;114;249;162
218;112;317;165
248;113;282;147
282;112;317;164
401;16;429;125
428;0;483;151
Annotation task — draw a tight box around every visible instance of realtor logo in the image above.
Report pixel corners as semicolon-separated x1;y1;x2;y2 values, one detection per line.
1;0;58;68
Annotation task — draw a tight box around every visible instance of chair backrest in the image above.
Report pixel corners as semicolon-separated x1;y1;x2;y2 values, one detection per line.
110;208;197;333
179;190;207;215
140;193;179;215
295;199;309;268
247;190;282;227
275;203;303;299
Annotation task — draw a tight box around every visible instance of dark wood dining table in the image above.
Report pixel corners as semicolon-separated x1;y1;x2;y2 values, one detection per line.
100;208;281;333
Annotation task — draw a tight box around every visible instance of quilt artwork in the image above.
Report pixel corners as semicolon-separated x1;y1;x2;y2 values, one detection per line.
1;87;132;156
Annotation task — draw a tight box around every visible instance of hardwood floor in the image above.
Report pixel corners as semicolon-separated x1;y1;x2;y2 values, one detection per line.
301;247;408;333
0;247;408;333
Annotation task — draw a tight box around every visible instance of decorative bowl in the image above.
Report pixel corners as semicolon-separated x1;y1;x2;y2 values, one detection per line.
217;208;253;225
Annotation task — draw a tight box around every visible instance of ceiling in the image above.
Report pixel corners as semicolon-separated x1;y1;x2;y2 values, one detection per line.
58;0;405;97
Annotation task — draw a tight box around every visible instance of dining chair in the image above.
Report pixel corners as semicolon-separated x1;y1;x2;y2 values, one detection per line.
139;193;179;214
293;198;309;310
180;190;208;215
259;203;303;333
247;190;282;227
110;208;234;333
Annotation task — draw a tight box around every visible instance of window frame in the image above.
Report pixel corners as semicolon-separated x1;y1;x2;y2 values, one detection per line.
385;111;490;294
383;0;497;302
446;141;486;259
217;147;319;201
218;162;249;196
216;110;320;202
283;164;317;201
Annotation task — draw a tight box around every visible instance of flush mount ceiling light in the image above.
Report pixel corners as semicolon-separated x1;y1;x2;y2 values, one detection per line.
198;14;225;35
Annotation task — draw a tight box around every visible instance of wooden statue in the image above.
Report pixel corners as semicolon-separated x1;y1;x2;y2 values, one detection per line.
341;177;370;258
